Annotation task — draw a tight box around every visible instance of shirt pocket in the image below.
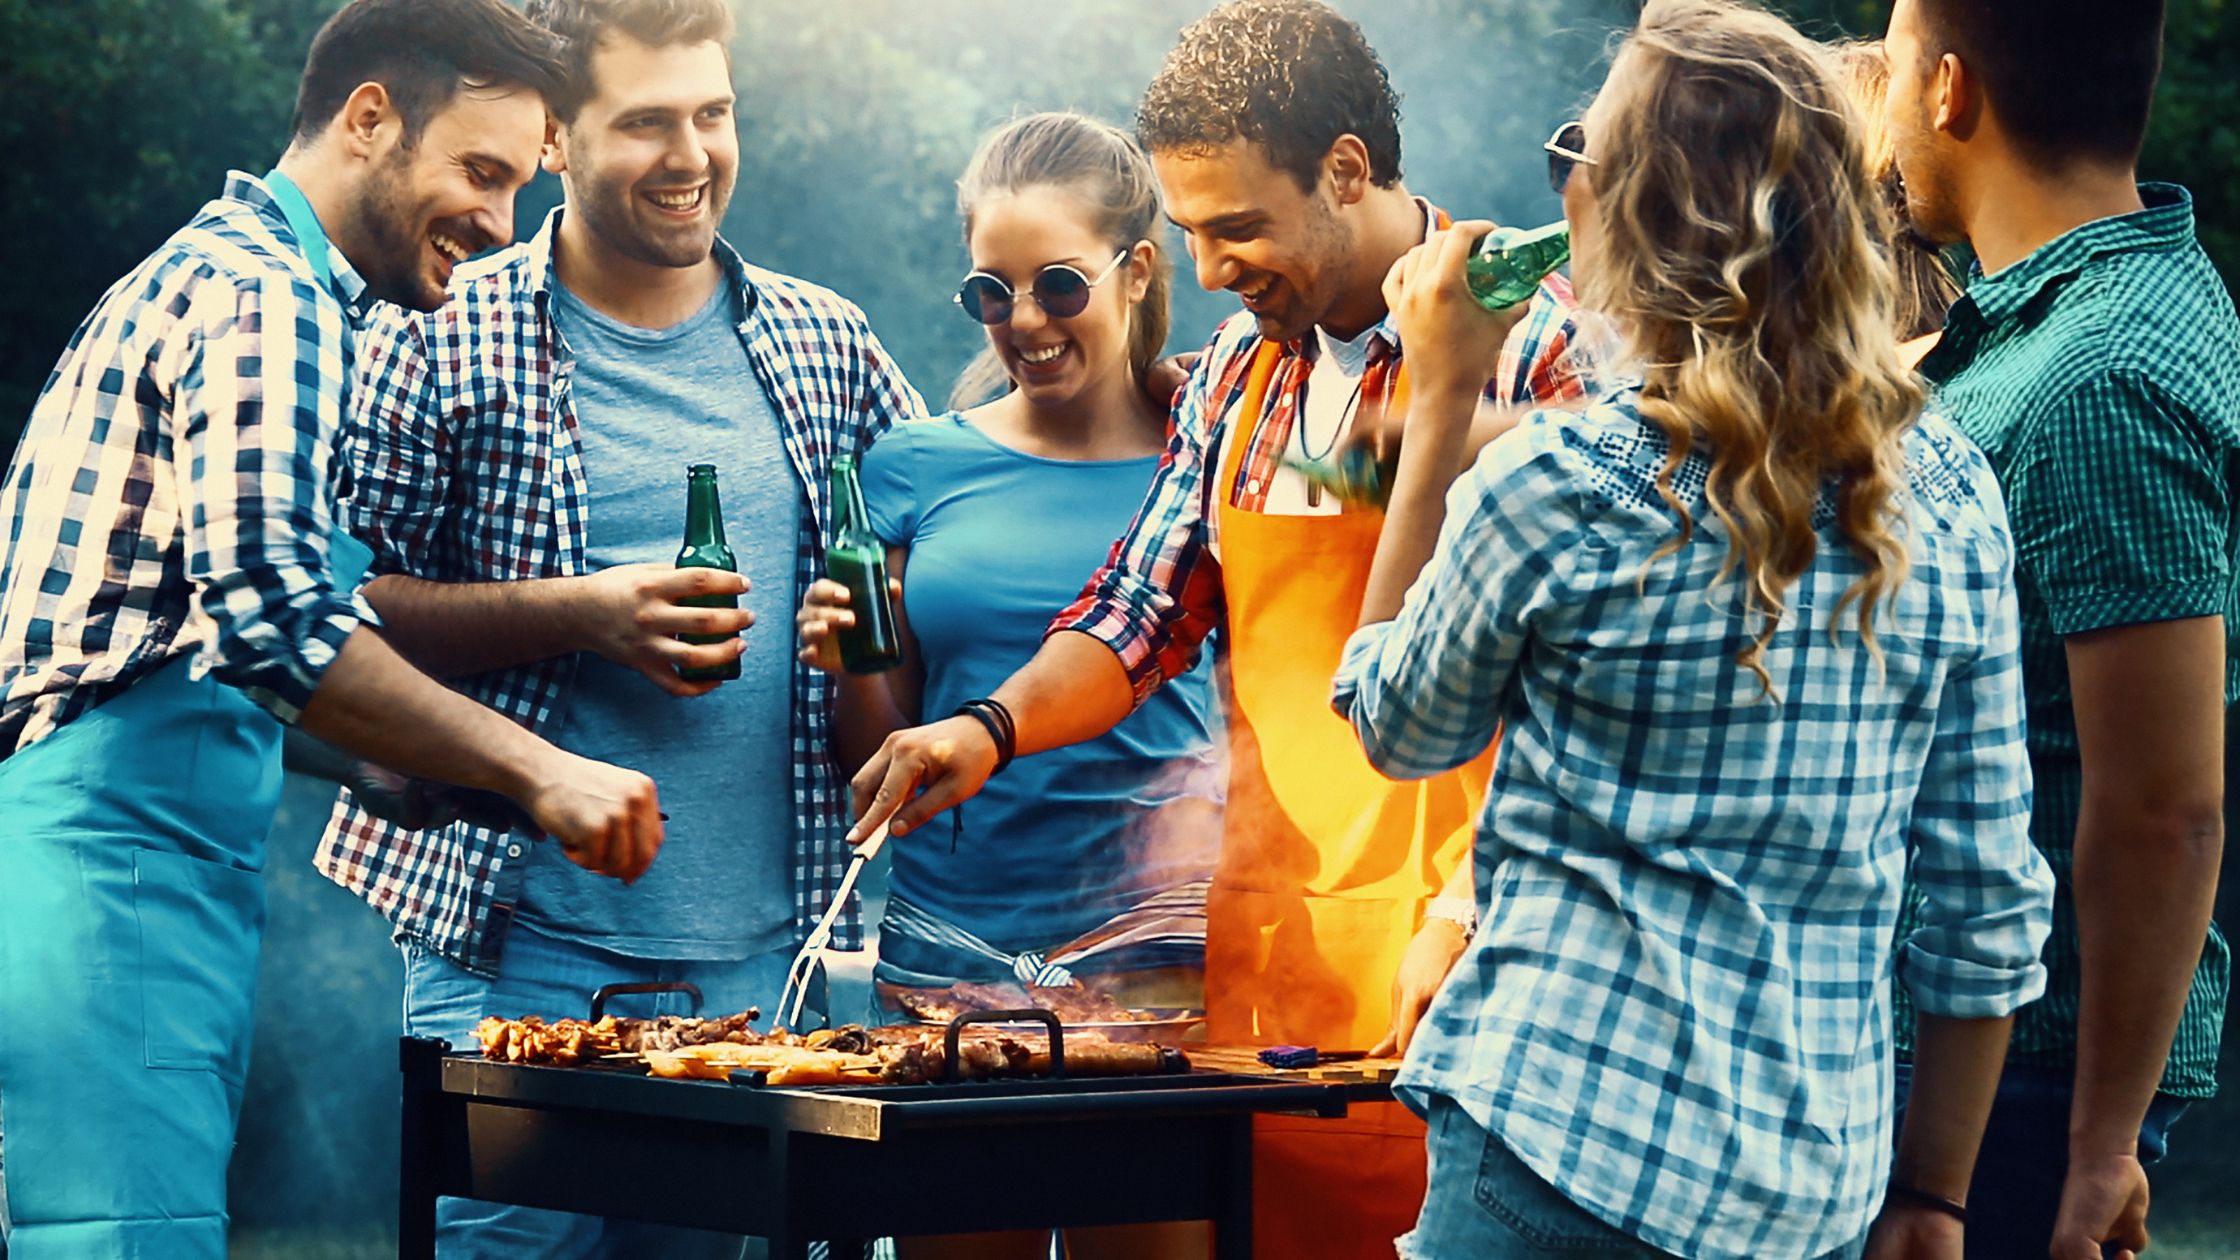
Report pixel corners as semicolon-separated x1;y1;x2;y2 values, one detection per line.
136;849;263;1079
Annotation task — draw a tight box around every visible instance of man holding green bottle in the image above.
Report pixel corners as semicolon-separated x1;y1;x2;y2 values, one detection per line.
317;1;922;1253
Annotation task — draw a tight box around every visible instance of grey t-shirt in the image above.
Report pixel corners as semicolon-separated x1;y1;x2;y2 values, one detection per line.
521;276;801;959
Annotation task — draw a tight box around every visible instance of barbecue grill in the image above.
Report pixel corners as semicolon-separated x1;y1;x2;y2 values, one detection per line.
400;1009;1363;1259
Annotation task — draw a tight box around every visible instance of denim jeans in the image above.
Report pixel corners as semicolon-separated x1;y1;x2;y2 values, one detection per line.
1397;1096;1867;1260
402;922;799;1260
1891;1061;2191;1260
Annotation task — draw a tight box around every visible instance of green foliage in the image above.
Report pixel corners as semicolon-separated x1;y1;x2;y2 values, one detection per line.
0;0;2233;456
0;0;289;409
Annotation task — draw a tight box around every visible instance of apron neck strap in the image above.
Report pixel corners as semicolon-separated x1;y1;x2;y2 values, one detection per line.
1220;340;1289;500
1220;338;1410;506
262;169;334;291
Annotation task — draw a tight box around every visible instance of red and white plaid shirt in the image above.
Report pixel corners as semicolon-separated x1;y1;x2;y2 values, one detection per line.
1056;205;1590;703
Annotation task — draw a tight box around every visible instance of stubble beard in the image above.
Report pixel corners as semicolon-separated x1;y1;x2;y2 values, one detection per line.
353;147;445;312
569;139;729;271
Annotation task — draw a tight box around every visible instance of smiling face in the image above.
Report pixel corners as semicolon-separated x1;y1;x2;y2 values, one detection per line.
966;183;1149;411
549;32;737;269
346;85;546;311
1152;137;1353;344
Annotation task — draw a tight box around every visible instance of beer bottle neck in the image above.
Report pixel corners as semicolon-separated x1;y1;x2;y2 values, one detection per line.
684;475;728;547
829;459;873;547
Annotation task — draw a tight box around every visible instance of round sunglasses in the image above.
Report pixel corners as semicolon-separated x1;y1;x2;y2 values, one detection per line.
953;248;1131;325
1544;121;1599;195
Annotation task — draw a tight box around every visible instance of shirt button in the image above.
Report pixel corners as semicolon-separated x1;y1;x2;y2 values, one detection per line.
505;843;524;860
1247;478;1261;494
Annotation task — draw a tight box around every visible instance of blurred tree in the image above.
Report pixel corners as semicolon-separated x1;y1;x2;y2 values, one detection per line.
0;0;2233;454
0;0;302;449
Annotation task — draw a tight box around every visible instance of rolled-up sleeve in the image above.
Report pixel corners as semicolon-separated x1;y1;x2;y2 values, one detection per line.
1898;529;2056;1017
170;271;365;724
1051;341;1229;706
1333;419;1584;779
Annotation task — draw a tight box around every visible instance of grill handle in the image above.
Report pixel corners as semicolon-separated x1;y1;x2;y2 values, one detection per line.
588;980;704;1021
944;1008;1063;1083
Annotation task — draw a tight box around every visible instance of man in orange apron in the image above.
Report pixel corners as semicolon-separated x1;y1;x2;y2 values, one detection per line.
844;3;1590;1254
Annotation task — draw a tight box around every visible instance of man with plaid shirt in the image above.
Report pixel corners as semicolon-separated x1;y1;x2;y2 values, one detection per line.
0;3;670;1257
316;3;921;1253
840;4;1589;1255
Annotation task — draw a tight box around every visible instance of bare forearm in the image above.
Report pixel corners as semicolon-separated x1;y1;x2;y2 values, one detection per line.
2062;617;2227;1159
1462;397;1529;463
1894;1012;2015;1201
991;630;1136;756
297;628;549;797
1359;383;1478;627
361;573;590;677
2069;806;2222;1156
1436;850;1474;901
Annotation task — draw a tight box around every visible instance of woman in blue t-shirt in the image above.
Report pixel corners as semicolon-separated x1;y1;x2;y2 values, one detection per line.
796;113;1222;1040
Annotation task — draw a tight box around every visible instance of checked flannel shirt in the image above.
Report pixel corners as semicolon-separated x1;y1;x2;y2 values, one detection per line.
1894;183;2239;1096
1053;202;1587;700
316;210;924;972
1333;387;2056;1260
0;171;374;756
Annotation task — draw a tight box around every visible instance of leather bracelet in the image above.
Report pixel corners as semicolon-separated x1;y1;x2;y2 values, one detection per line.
1885;1181;1967;1224
954;699;1016;775
964;696;1016;755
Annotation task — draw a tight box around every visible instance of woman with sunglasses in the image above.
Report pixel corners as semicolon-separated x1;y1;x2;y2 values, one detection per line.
1335;2;2055;1258
797;109;1220;1260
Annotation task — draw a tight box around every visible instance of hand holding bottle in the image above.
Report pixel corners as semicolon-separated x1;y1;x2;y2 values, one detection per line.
797;576;903;675
1383;220;1528;408
572;562;751;697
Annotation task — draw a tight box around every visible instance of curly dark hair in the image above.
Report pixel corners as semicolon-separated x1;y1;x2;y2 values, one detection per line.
1137;0;1403;191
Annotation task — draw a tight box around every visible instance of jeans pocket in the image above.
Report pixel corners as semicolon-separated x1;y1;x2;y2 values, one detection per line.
1474;1134;1640;1252
136;850;263;1078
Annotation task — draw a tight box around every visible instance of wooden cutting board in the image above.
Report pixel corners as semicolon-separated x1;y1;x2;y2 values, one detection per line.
1187;1044;1404;1084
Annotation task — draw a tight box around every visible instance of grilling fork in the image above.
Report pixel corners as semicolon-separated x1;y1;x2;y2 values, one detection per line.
775;819;892;1031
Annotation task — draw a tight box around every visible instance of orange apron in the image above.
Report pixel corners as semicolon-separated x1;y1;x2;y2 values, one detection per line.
1211;341;1494;1258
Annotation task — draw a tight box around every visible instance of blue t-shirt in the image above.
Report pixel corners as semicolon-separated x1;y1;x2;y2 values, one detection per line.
519;277;801;959
860;413;1222;953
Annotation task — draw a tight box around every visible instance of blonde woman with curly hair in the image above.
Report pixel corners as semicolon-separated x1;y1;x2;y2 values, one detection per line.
1333;2;2055;1257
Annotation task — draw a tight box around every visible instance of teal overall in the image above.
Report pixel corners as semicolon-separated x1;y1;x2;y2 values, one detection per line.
0;171;369;1259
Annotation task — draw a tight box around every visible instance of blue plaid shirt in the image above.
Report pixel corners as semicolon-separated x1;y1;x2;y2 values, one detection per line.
1333;387;2055;1260
316;210;924;972
0;171;374;755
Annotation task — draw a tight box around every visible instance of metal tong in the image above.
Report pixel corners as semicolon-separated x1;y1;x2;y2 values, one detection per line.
774;819;891;1030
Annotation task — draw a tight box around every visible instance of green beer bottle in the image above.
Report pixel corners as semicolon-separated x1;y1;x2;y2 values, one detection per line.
1466;221;1570;312
826;454;904;674
675;463;741;683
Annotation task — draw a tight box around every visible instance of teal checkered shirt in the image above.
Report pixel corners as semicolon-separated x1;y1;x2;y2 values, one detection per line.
1896;183;2240;1096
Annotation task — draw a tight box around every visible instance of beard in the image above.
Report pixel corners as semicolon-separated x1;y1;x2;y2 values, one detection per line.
348;146;447;312
1891;132;1967;249
1253;196;1354;343
565;135;732;270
